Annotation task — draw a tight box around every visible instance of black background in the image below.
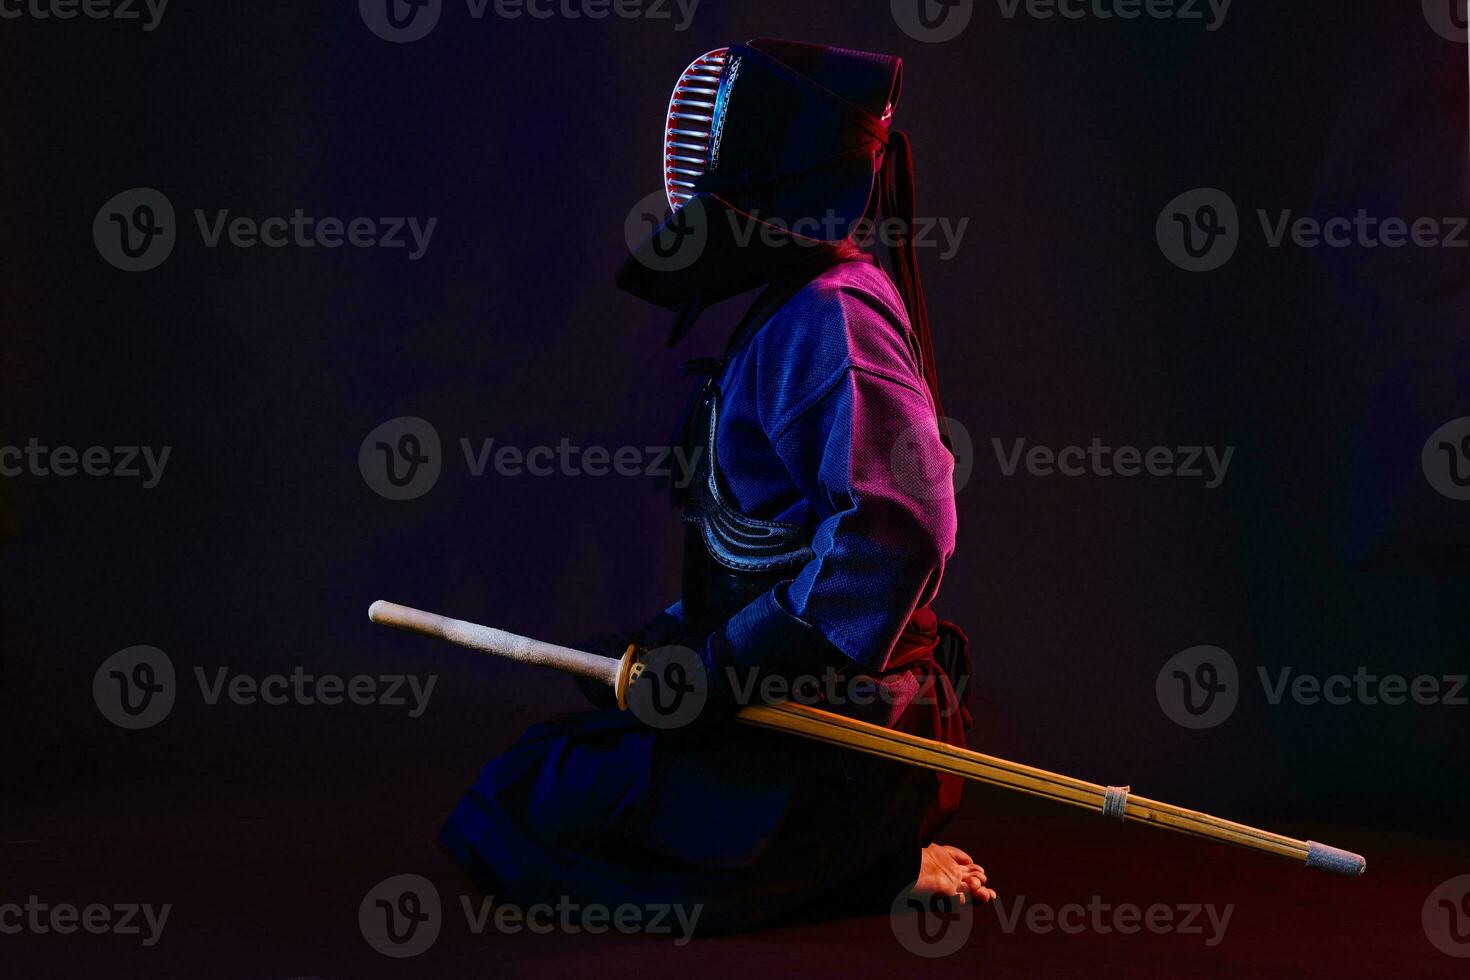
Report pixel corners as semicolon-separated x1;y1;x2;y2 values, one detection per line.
2;1;1467;976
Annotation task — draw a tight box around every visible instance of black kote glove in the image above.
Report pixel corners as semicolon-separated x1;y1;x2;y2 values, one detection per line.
571;611;687;709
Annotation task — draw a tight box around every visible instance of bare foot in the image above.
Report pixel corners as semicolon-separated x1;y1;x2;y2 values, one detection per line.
913;843;996;905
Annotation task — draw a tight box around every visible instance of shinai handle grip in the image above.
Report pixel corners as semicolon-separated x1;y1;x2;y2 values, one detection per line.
367;600;623;687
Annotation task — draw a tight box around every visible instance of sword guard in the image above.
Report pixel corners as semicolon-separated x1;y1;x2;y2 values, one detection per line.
614;643;643;711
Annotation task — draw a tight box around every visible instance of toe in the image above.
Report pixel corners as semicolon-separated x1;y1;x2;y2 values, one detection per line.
962;869;990;895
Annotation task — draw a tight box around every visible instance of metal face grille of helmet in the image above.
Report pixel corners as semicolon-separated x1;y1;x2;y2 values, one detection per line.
663;47;735;211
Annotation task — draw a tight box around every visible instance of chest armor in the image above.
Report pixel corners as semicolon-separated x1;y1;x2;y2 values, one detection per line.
678;381;813;635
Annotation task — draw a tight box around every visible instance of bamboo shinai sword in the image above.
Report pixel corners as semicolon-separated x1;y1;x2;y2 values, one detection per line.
367;599;1366;877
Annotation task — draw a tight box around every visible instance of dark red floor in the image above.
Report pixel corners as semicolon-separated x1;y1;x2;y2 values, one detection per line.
3;785;1465;979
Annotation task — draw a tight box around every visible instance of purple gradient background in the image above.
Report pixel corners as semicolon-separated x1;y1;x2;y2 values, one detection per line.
1;4;1468;967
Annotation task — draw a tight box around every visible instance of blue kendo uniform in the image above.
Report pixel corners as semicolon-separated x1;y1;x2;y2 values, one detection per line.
439;254;972;933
